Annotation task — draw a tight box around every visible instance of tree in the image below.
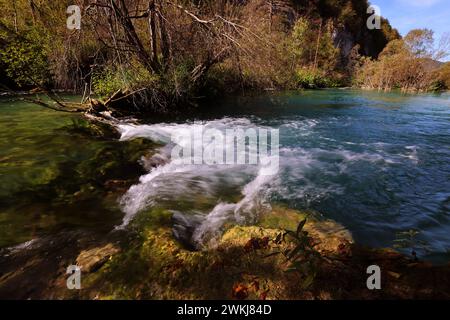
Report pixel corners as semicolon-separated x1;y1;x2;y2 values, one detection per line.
355;28;449;92
404;29;434;58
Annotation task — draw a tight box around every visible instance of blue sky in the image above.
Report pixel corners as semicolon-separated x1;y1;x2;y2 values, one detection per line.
372;0;450;39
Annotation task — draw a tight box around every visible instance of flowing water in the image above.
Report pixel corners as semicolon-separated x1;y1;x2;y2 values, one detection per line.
0;96;144;249
1;90;449;262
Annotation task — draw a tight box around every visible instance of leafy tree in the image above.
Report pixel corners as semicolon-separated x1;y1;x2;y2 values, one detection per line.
1;28;50;87
436;62;450;89
404;29;434;58
356;28;450;92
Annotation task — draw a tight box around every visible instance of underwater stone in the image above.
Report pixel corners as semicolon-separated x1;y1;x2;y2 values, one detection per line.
76;243;120;273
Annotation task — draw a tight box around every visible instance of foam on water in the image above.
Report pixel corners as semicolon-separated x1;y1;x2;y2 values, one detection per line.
115;117;273;245
114;115;427;249
192;164;273;248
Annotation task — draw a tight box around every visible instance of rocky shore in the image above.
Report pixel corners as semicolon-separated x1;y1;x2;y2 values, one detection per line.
3;205;446;300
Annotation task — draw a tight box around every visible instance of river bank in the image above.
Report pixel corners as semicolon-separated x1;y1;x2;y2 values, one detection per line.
2;205;450;299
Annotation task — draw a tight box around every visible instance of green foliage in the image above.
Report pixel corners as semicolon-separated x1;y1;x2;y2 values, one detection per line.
286;18;343;90
92;69;126;98
0;0;71;89
295;68;343;89
290;18;310;62
269;219;321;289
0;29;50;87
163;59;196;97
355;29;448;92
289;18;339;73
295;69;326;89
92;63;158;98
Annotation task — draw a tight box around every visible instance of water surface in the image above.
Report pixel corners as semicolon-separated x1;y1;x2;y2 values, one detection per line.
1;90;449;262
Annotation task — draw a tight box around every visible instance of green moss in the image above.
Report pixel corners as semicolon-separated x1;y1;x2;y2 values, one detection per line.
130;207;174;232
259;205;311;231
81;207;287;299
78;205;354;300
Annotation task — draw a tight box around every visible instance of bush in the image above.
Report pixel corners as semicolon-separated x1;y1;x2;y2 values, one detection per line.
295;68;342;89
0;28;50;88
289;18;340;74
435;62;450;90
92;62;158;98
355;29;450;92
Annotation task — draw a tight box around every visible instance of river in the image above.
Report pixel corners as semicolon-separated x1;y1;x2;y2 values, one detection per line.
1;89;449;263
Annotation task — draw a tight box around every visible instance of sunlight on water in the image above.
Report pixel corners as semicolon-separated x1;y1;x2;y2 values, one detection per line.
1;90;449;261
114;90;450;259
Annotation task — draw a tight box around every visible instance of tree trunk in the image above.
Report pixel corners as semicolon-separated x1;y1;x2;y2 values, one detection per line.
148;1;160;71
111;0;156;73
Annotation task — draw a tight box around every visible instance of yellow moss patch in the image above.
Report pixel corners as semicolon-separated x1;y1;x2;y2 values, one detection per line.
259;205;353;253
220;226;280;247
78;206;354;300
259;205;311;230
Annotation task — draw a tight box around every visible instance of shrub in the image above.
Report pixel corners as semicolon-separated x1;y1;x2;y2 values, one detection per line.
0;28;50;88
436;62;450;90
92;62;158;98
355;29;449;92
295;68;342;89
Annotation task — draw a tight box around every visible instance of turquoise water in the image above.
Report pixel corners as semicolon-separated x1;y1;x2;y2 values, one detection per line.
1;90;449;262
197;90;450;261
0;96;150;248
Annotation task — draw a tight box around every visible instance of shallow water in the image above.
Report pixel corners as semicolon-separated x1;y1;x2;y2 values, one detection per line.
1;90;449;262
0;96;138;248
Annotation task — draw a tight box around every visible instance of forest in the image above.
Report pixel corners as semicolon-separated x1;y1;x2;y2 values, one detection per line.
1;0;448;114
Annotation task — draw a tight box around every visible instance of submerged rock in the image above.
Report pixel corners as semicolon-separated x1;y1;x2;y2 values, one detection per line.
141;152;170;170
76;243;121;273
104;179;132;191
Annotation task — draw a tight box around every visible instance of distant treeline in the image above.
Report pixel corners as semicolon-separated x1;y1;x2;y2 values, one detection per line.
0;0;449;112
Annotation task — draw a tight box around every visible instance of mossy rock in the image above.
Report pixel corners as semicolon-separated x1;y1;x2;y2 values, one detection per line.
130;207;174;232
259;205;311;231
80;208;287;299
259;205;353;253
121;138;158;163
76;243;121;273
64;119;120;140
220;226;280;247
78;206;353;300
75;137;156;184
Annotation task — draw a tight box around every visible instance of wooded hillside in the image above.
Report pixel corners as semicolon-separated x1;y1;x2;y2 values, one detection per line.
1;1;447;113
